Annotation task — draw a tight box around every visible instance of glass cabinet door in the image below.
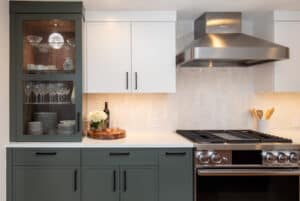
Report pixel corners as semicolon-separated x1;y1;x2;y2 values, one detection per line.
23;80;76;136
23;19;76;74
14;14;82;141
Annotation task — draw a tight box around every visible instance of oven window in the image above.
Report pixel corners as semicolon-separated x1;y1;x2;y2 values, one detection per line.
197;176;299;201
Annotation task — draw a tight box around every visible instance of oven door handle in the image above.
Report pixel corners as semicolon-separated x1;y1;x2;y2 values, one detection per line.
197;169;300;176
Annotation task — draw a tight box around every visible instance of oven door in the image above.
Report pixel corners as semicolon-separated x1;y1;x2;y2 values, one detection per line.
197;169;300;201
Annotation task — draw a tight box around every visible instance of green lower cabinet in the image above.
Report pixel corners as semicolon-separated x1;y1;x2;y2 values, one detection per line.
8;148;193;201
159;149;194;201
82;166;157;201
82;167;119;201
120;166;157;201
14;167;80;201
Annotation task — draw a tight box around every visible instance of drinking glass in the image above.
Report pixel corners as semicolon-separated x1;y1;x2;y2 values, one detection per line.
24;82;32;103
32;84;40;103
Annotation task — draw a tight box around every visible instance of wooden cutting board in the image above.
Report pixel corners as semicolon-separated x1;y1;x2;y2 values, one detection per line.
87;128;126;140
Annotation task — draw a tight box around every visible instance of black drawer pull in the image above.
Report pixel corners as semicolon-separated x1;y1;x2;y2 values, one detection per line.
35;152;57;156
113;170;117;192
109;152;130;156
74;169;78;192
123;170;127;192
165;152;186;156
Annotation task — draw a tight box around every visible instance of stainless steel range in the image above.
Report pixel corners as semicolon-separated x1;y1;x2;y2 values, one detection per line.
177;130;300;201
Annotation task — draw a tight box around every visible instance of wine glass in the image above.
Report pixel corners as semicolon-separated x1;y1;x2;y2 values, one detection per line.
55;83;64;103
38;84;47;103
63;87;70;103
32;84;40;103
47;84;55;103
24;82;32;103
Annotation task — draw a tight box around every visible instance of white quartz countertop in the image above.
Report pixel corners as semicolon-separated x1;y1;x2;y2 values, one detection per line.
268;127;300;144
6;132;194;148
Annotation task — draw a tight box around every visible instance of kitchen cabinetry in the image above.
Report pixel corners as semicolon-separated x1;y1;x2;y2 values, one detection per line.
82;149;158;201
159;149;194;201
7;149;80;201
131;22;176;93
253;11;300;92
82;167;119;201
274;16;300;92
85;22;132;93
10;2;83;141
82;166;157;201
7;148;193;201
15;167;79;201
84;11;176;93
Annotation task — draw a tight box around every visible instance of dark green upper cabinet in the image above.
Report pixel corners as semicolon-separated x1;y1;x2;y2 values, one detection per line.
10;2;83;142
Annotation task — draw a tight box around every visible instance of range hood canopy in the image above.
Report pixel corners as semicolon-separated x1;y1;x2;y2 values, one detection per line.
176;12;289;67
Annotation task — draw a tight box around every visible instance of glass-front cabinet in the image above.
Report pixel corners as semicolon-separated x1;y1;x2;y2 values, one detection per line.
10;2;83;141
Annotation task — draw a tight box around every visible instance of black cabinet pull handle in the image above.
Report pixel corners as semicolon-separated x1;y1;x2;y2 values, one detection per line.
126;72;129;90
109;152;130;156
77;112;81;132
135;72;138;90
113;170;116;192
165;152;187;156
123;170;127;192
74;169;78;192
35;152;57;156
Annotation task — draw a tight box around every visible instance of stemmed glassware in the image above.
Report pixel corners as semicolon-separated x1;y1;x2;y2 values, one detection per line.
24;82;33;103
24;82;72;104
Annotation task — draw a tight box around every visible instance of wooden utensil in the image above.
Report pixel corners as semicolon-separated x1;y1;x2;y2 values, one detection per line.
266;107;275;120
256;110;263;120
251;109;258;120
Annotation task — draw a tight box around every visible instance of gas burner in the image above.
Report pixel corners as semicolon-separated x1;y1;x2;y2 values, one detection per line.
176;130;292;144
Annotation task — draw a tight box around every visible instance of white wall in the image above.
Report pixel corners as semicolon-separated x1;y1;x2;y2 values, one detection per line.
0;1;9;201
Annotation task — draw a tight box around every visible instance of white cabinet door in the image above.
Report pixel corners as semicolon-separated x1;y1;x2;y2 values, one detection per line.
131;22;176;93
274;21;300;92
85;22;131;93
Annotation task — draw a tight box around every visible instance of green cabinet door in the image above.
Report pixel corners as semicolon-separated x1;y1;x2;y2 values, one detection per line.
82;167;119;201
14;167;79;201
120;166;157;201
159;149;194;201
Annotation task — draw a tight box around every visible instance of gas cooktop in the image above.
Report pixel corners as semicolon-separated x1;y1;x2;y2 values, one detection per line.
176;130;293;144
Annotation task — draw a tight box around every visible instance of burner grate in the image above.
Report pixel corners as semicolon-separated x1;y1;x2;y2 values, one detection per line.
176;130;293;144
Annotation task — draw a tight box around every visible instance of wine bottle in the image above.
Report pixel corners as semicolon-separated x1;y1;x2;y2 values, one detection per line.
103;101;110;128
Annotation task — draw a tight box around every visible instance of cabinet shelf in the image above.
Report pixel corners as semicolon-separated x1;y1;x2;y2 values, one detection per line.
24;102;74;105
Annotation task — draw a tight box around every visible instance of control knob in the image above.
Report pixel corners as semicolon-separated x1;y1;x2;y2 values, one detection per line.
211;152;222;164
277;152;288;163
264;152;276;163
196;152;209;164
289;152;299;163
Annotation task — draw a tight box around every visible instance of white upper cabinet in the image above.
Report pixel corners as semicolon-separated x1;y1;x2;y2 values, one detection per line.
131;22;176;93
84;11;176;93
274;20;300;92
85;22;131;93
253;11;300;93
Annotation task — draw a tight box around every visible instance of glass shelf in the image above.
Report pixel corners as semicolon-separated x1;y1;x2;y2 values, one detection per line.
24;102;73;105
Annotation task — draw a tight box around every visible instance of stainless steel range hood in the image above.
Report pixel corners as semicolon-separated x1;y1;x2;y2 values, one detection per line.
176;12;289;67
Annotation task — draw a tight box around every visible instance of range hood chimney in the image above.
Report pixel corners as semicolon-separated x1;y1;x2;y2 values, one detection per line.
176;12;289;67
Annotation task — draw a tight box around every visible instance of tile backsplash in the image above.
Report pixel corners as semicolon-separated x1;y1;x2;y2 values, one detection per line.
84;67;262;132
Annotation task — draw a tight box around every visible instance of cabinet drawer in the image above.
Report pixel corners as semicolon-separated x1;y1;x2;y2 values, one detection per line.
14;149;80;166
82;149;157;166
